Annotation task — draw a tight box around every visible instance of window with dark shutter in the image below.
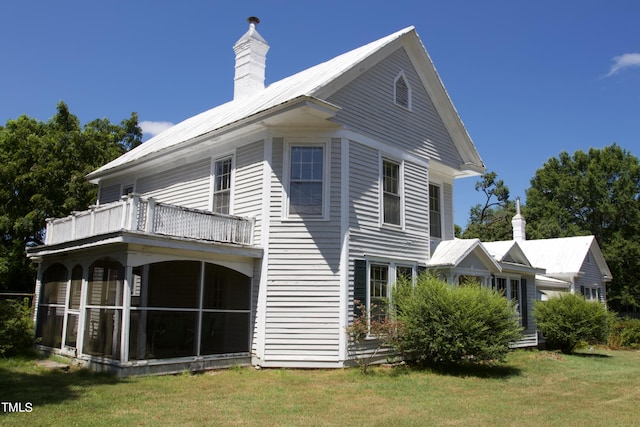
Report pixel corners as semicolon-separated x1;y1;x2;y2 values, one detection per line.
520;279;528;329
354;260;367;318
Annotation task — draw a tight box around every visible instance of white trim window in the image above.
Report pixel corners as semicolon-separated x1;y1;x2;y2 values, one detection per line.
581;285;600;301
429;183;442;239
493;276;522;314
121;184;135;197
284;140;329;219
368;262;415;321
213;156;233;214
382;158;403;226
394;71;412;110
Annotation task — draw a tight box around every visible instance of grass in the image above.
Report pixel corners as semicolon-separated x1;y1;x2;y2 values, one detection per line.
1;349;639;426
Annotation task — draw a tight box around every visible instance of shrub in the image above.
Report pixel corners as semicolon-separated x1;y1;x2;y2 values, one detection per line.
392;274;522;366
0;298;35;357
609;317;640;349
533;293;609;354
346;300;403;373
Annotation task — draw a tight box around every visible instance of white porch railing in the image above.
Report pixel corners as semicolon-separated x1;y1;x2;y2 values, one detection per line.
44;194;255;246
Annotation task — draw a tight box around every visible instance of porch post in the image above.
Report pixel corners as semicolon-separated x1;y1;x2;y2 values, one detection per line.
145;198;156;233
76;265;89;356
60;266;72;351
120;264;133;363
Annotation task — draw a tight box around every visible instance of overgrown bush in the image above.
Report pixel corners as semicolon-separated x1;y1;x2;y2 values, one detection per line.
533;294;609;354
609;317;640;349
346;300;403;373
392;274;522;366
0;298;35;357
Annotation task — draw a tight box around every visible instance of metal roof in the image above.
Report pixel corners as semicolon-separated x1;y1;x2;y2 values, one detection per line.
88;27;414;180
87;25;484;181
518;235;612;279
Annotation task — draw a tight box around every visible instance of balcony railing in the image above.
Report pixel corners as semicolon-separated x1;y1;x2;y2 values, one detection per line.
44;194;255;246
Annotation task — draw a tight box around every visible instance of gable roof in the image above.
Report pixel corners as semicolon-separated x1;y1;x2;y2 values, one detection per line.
428;239;501;272
518;235;612;279
483;240;532;267
87;26;484;182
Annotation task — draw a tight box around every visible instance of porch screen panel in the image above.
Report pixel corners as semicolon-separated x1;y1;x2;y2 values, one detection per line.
201;264;251;354
36;264;68;348
128;261;251;360
83;259;124;360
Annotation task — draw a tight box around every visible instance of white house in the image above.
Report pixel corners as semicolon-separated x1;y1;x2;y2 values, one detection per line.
27;18;525;375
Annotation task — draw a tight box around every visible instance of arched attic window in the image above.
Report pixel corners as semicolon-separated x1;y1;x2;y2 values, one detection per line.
394;71;412;110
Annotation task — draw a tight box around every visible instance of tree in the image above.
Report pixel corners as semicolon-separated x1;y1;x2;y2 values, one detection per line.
525;144;640;312
460;171;515;241
0;102;142;293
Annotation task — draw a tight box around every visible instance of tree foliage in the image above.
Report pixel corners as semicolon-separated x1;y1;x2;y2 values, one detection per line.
525;144;640;312
460;171;515;241
0;298;35;357
0;102;142;292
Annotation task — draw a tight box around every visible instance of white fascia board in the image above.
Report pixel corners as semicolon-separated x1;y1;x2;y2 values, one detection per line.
87;96;340;184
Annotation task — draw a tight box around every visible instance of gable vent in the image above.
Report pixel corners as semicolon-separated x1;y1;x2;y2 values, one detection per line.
394;72;411;110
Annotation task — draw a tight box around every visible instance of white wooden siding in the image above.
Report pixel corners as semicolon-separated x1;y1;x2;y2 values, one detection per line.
136;158;210;210
327;47;464;171
576;250;606;301
98;183;121;205
349;141;430;261
235;140;264;245
443;182;454;240
261;138;343;365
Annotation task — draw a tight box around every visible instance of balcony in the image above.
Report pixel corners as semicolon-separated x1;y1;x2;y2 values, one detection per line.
44;194;255;247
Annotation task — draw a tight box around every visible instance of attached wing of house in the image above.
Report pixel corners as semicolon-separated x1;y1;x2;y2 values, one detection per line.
518;236;612;301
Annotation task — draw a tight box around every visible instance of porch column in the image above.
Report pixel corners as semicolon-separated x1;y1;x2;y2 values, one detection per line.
60;266;72;351
76;265;89;356
120;265;133;363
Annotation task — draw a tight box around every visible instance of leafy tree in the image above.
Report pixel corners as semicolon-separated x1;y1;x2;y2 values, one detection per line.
0;102;142;293
525;144;640;312
461;171;515;241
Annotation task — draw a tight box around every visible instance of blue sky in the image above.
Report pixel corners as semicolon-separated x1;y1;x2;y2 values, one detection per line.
2;1;639;227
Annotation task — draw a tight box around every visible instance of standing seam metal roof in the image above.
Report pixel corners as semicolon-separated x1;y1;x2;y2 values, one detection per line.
88;26;415;178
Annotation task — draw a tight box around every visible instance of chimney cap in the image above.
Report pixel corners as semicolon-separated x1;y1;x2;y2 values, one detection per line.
247;16;260;25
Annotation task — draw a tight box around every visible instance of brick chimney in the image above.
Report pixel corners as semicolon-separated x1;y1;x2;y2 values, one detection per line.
233;17;269;100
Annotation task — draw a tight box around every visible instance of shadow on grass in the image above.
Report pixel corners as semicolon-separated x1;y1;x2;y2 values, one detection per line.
361;361;521;379
0;356;123;411
571;352;612;359
414;362;522;379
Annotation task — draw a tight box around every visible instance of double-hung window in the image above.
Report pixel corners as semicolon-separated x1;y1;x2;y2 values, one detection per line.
213;157;232;214
286;141;327;218
382;159;401;226
369;264;389;322
429;184;442;238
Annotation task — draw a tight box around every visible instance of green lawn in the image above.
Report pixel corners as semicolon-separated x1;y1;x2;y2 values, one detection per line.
1;350;639;426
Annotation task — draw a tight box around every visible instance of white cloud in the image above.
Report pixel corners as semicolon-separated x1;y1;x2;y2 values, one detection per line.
605;53;640;77
140;120;174;137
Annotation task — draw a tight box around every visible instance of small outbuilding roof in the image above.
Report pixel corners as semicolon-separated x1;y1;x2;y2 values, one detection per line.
427;239;502;272
518;235;612;279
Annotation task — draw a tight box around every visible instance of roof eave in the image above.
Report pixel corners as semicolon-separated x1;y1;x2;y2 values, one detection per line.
87;96;340;183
